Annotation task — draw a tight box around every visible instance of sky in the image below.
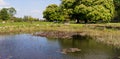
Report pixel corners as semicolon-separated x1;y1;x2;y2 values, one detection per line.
0;0;61;19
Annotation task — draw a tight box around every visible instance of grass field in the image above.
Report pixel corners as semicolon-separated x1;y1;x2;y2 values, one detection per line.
0;21;120;48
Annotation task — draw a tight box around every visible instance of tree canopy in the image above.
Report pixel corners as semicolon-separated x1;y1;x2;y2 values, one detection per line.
0;7;16;21
43;0;115;23
60;0;115;23
0;8;10;20
43;4;64;22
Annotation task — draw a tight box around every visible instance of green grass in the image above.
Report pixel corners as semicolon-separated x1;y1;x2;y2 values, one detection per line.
0;21;120;48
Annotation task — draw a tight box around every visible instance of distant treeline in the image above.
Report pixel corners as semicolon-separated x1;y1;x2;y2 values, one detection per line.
0;7;40;22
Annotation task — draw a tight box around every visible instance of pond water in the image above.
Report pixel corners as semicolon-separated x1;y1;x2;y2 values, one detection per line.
0;34;120;59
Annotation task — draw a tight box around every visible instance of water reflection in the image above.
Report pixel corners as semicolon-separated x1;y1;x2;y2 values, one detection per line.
0;34;119;59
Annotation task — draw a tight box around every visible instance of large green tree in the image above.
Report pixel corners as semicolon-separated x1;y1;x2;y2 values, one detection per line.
0;8;10;20
43;4;64;22
0;7;16;21
60;0;115;23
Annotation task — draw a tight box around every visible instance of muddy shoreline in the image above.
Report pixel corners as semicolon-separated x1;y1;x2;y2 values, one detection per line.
33;30;120;48
33;31;88;39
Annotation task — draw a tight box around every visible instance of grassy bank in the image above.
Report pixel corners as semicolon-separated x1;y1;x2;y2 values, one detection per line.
0;21;120;48
0;22;52;34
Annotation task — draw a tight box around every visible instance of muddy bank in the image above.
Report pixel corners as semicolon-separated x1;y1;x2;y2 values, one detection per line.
33;31;88;39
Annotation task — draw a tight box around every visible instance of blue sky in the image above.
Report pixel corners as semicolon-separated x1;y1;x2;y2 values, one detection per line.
0;0;61;19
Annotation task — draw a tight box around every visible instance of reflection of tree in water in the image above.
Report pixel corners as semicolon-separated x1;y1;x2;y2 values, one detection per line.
58;34;91;48
71;35;92;48
58;35;120;59
112;48;120;59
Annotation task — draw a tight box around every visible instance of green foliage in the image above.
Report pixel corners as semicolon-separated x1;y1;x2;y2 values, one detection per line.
13;17;23;22
0;7;39;22
23;16;39;22
43;4;65;22
0;7;16;21
43;0;115;23
0;8;10;20
114;0;120;9
60;0;115;23
113;0;120;22
61;0;75;9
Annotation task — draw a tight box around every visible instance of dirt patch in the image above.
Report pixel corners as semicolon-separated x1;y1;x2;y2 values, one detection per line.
33;31;87;39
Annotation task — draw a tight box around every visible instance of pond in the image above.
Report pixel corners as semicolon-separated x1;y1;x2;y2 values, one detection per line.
0;34;120;59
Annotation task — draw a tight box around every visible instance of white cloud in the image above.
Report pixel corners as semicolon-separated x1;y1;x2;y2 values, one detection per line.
30;10;40;13
0;0;7;5
0;0;11;9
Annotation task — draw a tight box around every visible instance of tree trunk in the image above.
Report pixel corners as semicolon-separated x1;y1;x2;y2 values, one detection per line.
85;19;88;24
76;19;80;23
